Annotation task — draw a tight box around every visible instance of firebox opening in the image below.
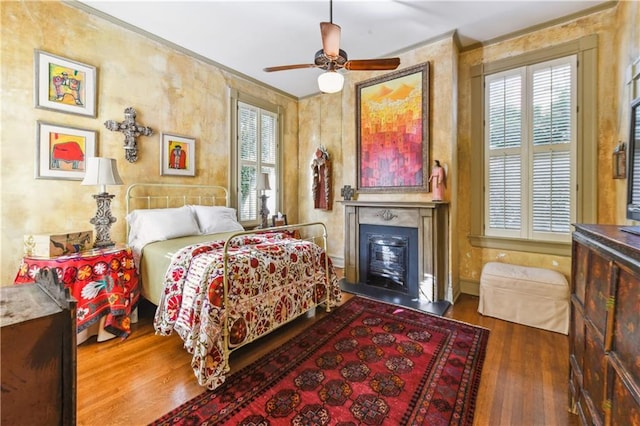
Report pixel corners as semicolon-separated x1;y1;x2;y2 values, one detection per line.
359;224;419;298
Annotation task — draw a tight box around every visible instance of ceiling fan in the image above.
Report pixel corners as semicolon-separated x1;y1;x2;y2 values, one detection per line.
263;0;401;93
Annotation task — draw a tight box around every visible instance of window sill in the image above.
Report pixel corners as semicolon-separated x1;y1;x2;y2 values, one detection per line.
467;234;571;256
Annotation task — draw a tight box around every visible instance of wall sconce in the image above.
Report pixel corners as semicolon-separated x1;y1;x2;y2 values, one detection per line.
258;172;271;228
613;141;626;179
81;157;124;248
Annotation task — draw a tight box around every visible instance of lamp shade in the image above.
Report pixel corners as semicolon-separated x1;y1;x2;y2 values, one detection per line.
259;172;271;191
81;157;124;193
318;71;344;94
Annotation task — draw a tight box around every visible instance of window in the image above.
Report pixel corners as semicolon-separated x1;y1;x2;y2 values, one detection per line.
485;56;576;242
230;91;281;227
469;35;598;255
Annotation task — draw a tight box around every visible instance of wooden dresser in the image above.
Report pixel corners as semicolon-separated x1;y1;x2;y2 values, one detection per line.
570;224;640;425
1;268;77;425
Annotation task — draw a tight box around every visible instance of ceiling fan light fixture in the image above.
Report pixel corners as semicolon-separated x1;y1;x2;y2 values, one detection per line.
318;71;344;93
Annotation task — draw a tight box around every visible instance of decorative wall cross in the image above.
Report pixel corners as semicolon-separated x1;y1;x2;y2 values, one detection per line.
104;107;152;163
341;185;355;201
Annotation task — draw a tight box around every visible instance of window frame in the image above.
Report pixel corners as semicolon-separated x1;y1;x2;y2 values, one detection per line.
229;89;283;228
483;56;578;243
469;35;598;256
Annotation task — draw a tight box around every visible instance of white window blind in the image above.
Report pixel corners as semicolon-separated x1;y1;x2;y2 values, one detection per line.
633;116;640;205
484;56;576;241
486;72;523;235
238;101;278;223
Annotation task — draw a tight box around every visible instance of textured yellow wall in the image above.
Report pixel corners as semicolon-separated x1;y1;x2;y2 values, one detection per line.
300;2;637;294
297;36;458;297
457;2;638;286
614;0;640;224
298;94;344;261
1;1;635;295
0;1;298;285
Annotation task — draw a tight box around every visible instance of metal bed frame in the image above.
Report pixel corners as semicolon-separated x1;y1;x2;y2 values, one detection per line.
125;183;333;387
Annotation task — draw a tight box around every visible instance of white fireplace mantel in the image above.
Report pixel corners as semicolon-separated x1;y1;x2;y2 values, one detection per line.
342;200;449;302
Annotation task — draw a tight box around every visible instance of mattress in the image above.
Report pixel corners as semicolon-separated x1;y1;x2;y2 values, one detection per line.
140;231;237;305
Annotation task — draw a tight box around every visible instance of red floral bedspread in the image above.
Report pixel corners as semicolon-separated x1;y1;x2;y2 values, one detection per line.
154;231;342;390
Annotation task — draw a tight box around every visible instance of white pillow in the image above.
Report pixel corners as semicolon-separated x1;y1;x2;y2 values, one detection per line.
126;206;200;249
189;205;244;234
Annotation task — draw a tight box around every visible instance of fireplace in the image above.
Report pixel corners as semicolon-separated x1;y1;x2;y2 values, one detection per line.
359;225;418;297
342;201;449;303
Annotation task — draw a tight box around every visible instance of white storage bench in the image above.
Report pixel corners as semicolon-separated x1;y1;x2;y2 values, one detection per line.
478;262;569;334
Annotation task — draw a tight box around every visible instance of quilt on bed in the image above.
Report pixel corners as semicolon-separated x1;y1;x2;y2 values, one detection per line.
154;231;342;390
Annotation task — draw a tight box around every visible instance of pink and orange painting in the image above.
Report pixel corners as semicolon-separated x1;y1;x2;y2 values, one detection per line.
356;63;429;192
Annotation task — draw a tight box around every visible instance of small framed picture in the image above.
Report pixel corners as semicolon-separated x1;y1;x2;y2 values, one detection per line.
34;50;97;117
272;214;288;227
36;121;97;180
160;133;196;176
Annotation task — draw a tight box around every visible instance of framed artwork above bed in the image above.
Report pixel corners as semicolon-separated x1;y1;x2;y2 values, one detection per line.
35;121;97;181
160;133;195;176
34;50;97;117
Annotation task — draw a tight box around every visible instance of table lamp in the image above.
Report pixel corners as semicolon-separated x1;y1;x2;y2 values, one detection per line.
258;172;271;229
81;157;124;248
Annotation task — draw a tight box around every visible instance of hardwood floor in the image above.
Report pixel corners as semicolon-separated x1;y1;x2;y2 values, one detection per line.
77;292;579;425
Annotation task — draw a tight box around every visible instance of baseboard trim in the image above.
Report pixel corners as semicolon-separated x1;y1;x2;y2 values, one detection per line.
330;255;344;268
460;279;480;296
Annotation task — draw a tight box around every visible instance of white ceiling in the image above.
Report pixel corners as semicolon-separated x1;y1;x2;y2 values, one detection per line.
76;0;611;98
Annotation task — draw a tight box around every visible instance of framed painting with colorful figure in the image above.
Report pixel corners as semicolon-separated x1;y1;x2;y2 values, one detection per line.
355;62;429;193
160;133;196;176
34;50;97;117
36;121;97;180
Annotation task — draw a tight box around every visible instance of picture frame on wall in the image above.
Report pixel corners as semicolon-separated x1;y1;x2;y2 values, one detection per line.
34;50;97;117
36;121;97;180
160;133;196;176
355;62;430;193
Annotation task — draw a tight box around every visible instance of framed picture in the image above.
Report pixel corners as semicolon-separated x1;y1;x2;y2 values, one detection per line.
356;62;429;192
34;50;97;117
160;133;196;176
36;121;97;180
272;214;288;227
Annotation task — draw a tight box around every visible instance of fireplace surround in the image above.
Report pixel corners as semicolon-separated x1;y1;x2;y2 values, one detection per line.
342;201;448;303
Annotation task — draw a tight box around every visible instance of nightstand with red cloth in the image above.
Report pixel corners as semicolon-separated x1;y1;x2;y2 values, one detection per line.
14;244;140;341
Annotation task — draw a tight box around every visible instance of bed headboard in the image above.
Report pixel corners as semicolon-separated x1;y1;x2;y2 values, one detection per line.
126;183;230;215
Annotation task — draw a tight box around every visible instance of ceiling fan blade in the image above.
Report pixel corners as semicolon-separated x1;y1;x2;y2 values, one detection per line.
263;64;318;72
343;58;401;71
320;22;341;59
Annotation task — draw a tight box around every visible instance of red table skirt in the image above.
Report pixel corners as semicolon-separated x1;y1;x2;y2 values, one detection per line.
15;244;140;339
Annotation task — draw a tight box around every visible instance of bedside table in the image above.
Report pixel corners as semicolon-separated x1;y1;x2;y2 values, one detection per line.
14;244;140;342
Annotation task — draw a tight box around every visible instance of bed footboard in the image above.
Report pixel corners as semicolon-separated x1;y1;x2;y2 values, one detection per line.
154;221;341;390
220;222;338;372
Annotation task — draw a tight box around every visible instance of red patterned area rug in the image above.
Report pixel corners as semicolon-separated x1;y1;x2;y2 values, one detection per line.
151;296;489;426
